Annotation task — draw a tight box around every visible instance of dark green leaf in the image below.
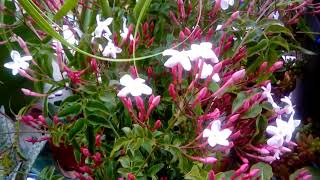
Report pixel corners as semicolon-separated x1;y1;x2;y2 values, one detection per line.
58;103;81;117
147;163;164;176
86;125;96;154
247;39;269;57
68;118;86;140
265;24;293;38
241;104;262;119
270;36;289;51
232;92;247;113
87;114;110;127
251;115;268;144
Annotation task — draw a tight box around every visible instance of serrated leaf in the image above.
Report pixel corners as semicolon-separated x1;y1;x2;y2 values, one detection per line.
241;104;262;119
54;0;79;20
147;163;164;176
68;118;86;140
251;162;273;180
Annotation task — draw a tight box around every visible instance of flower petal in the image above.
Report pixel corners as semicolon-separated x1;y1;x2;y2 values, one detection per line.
211;120;221;132
220;129;232;139
20;56;32;61
120;74;133;86
164;57;179;68
207;137;217;147
180;58;191;71
10;50;21;61
162;49;179;56
267;135;283;147
220;0;229;10
266;125;279;135
203;129;211;138
228;0;234;6
212;73;220;82
117;87;130;97
141;84;152;95
216;139;229;146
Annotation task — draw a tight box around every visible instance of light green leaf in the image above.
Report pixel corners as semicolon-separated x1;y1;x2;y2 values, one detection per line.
270;36;289;51
54;0;79;20
247;39;269;57
251;162;273;180
147;163;164;176
232;92;247;113
241;104;262;119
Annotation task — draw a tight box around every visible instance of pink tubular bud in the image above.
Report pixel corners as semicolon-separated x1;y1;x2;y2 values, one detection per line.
154;120;162;130
21;88;47;97
127;173;136;180
135;96;146;115
228;114;240;123
169;83;177;101
302;175;312;180
187;80;195;92
179;31;185;42
177;0;186;19
142;22;149;35
193;156;217;164
186;2;192;17
206;28;214;41
191;87;207;108
298;170;310;178
56;42;64;71
229;130;241;140
79;166;92;175
200;108;220;120
231;69;246;83
213;62;222;73
208;170;215;180
80;147;91;157
92;152;102;163
146;37;155;48
53;115;59;125
148;95;155;107
150;21;155;33
222;11;240;30
95;134;102;147
258;62;268;73
280;146;291;153
129;66;138;78
151;95;161;107
38;115;47;126
90;59;98;73
177;64;183;84
234;164;249;176
169;11;179;25
18;69;39;82
268;61;283;73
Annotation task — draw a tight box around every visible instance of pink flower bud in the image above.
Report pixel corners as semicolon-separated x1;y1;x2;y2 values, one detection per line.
177;0;186;19
169;11;179;25
258;62;268;73
154;120;162;130
208;170;215;180
95;134;102;147
92;152;102;163
80;147;91;157
193;156;217;164
187;80;195;92
268;61;283;73
53;115;59;125
231;69;245;83
38;115;47;126
302;175;312;180
280;146;291;153
148;95;155;107
235;164;249;176
127;173;136;180
130;66;138;79
298;169;310;177
18;69;39;82
241;100;250;112
186;2;192;17
228;114;240;123
213;62;222;73
206;28;214;41
90;59;98;73
200;108;220;120
229;130;241;140
146;37;155;48
169;83;177;101
151;95;161;107
150;21;155;33
179;31;185;43
21;88;47;97
113;33;119;46
191;87;207;108
142;22;149;35
135;96;146;114
177;64;183;84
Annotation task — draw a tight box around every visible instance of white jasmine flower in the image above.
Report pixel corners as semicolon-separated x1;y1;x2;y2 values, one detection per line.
163;49;192;71
282;55;296;62
216;25;222;31
94;15;113;38
117;74;152;97
203;120;232;147
62;25;82;45
4;50;32;75
120;17;133;40
273;11;280;20
188;42;219;63
101;42;122;59
266;116;300;147
221;0;234;10
281;95;295;115
262;83;280;109
196;60;220;82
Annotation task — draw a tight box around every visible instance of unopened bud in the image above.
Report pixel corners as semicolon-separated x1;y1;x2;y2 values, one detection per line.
92;152;102;163
154;120;162;130
195;156;217;164
18;69;38;82
129;66;138;78
268;61;283;73
169;83;177;101
258;62;268;73
235;164;249;176
135;96;146;114
213;62;222;73
53;115;59;125
228;114;240;123
38;115;47;126
231;69;245;83
177;0;186;19
127;173;136;180
90;59;98;73
95;134;102;147
142;22;148;35
208;170;215;180
21;88;47;97
80;147;91;157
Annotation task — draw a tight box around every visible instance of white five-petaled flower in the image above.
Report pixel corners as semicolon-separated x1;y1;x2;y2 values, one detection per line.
117;74;152;97
266;115;300;148
220;0;234;10
188;42;219;63
101;42;122;59
261;83;280;109
281;95;295;115
4;50;32;75
120;17;133;40
196;60;220;82
163;49;192;71
94;15;113;38
203;120;232;147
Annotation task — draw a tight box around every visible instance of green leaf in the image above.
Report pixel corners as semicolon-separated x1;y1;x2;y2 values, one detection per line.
133;0;152;21
232;92;247;113
119;156;131;168
208;81;219;92
87;114;110;127
68;118;86;140
270;36;289;51
265;24;293;38
72;139;81;163
147;163;164;176
54;0;79;20
110;137;130;157
290;44;317;55
251;115;268;144
250;162;273;180
247;39;269;57
98;0;112;17
58;103;81;117
86;125;96;154
215;170;235;180
241;104;262;119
